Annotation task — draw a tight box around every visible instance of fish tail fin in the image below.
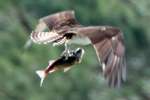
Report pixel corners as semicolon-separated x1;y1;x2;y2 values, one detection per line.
36;70;47;87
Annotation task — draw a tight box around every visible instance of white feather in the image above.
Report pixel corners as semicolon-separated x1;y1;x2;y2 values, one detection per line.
30;31;59;44
69;36;91;45
102;63;106;71
112;36;116;41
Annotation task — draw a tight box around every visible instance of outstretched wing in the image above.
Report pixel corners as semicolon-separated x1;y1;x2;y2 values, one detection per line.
72;26;126;87
30;10;81;44
34;10;80;32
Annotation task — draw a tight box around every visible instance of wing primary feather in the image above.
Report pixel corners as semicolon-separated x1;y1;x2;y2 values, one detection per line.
108;56;120;87
92;30;126;88
121;57;126;81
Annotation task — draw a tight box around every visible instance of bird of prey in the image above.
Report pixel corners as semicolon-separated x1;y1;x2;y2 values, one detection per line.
30;10;126;88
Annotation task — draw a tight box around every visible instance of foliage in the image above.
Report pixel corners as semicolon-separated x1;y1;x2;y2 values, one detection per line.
0;0;150;100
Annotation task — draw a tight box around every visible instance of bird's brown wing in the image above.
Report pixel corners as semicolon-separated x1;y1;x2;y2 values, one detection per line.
34;10;80;33
31;10;81;44
72;26;126;87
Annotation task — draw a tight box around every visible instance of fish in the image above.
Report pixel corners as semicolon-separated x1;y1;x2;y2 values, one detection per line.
36;48;84;87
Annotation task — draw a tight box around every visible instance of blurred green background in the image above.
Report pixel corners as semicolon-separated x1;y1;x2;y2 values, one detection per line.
0;0;150;100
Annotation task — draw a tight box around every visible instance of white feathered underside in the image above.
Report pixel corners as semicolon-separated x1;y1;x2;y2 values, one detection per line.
30;31;62;44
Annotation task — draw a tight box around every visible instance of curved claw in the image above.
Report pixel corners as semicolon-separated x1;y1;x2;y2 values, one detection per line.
61;43;72;59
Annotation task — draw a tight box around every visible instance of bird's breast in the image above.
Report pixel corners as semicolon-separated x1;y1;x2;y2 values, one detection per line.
68;35;91;45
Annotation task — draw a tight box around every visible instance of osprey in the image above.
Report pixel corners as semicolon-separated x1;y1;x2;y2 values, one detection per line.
30;11;126;88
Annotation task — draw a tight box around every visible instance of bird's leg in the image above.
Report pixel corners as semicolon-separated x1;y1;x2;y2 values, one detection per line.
65;42;70;54
61;42;71;59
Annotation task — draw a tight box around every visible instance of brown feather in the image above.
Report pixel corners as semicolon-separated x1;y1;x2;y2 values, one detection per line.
71;26;126;87
38;10;80;31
